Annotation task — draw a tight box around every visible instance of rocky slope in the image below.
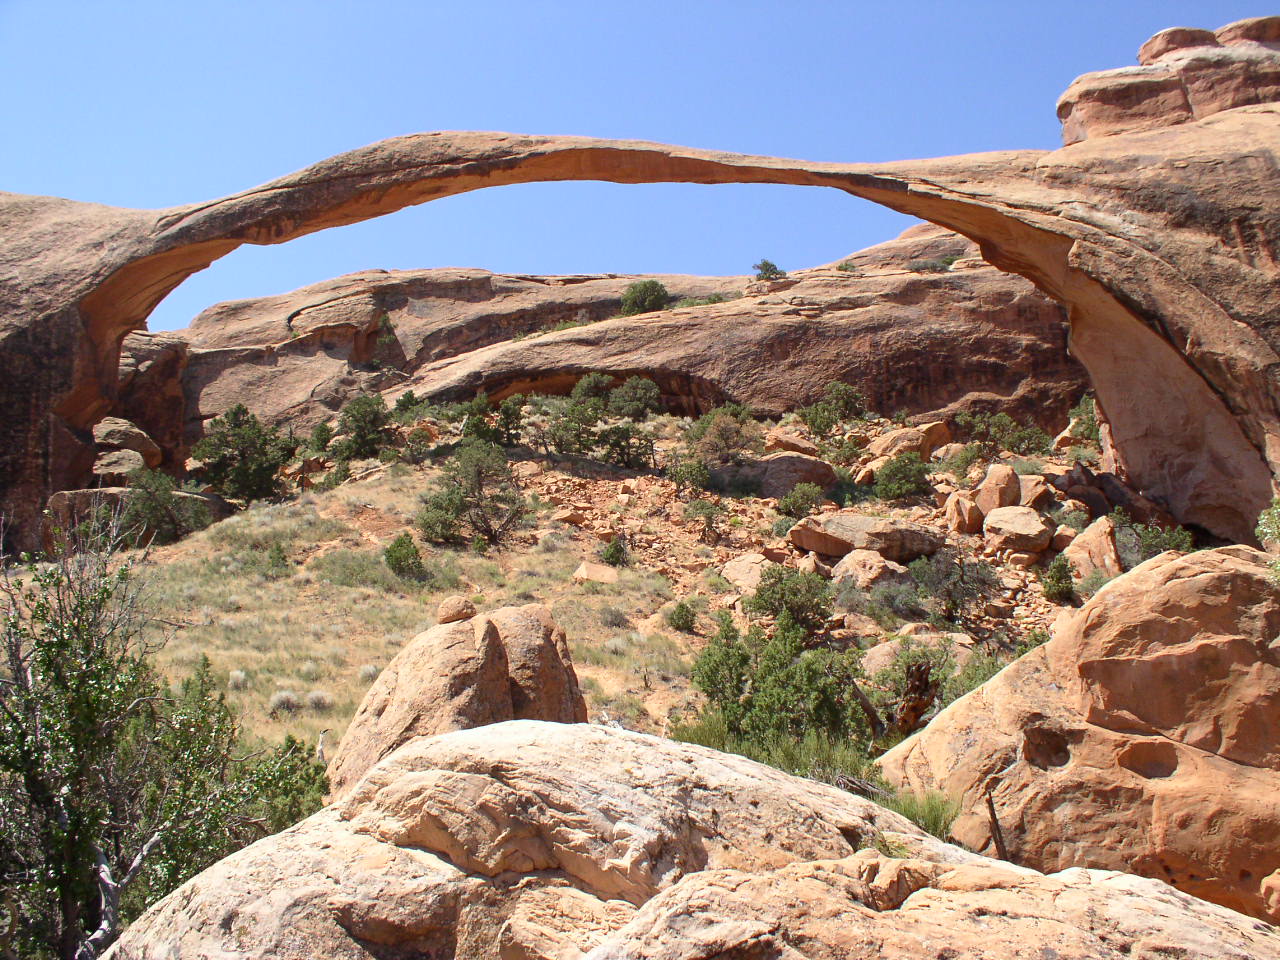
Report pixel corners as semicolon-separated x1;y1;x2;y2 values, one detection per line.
111;224;1080;471
4;16;1280;548
106;721;1280;960
879;545;1280;922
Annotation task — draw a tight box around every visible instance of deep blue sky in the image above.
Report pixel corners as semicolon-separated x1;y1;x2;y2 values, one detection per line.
1;1;1261;330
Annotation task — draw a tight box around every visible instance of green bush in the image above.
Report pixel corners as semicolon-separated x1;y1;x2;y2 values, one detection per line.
753;258;786;281
303;421;333;455
416;440;528;545
1110;508;1195;569
607;376;662;420
674;293;730;308
618;280;670;316
798;382;868;437
383;532;429;582
601;537;629;567
331;393;391;461
873;452;931;500
308;548;405;591
688;406;762;465
191;403;295;502
906;256;958;273
936;442;984;480
1257;498;1280;581
907;550;999;623
668;457;712;496
497;394;527;446
570;372;615;403
882;791;958;841
744;565;832;631
1069;394;1101;444
954;410;1050;457
1077;569;1113;597
545;398;603;456
597;422;656;469
666;600;697;632
120;469;213;546
1039;554;1075;603
684;499;726;542
776;482;825;519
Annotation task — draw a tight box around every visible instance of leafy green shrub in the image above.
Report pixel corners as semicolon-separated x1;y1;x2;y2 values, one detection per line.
331;393;391;462
1039;554;1075;603
607;376;662;420
906;256;958;273
1011;458;1044;476
776;482;825;519
545;398;602;456
907;550;999;623
417;440;528;545
666;600;697;632
798;381;868;438
882;791;958;841
1050;505;1090;533
308;548;405;591
1257;499;1280;581
601;537;629;567
120;469;212;546
745;565;832;631
570;372;615;404
1076;569;1113;597
668;457;712;495
597;422;657;468
304;421;333;455
383;532;428;582
954;410;1050;457
684;499;726;542
618;280;670;316
753;258;786;281
496;394;526;446
1109;509;1195;570
936;442;984;480
687;405;763;465
873;452;931;500
674;293;730;308
191;403;295;502
1069;394;1100;444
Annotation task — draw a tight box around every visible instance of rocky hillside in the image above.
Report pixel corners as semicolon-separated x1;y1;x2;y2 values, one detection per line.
110;223;1080;474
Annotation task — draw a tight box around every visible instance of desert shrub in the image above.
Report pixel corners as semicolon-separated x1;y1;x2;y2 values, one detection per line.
120;468;213;546
940;649;1007;705
358;663;381;683
798;381;868;437
882;791;958;840
619;280;670;316
684;499;726;542
907;550;999;623
745;565;832;631
1069;394;1100;443
674;293;730;308
314;460;350;492
1110;508;1195;570
570;372;615;404
667;457;712;497
191;403;295;502
308;549;405;591
598;422;657;469
600;537;629;567
936;442;983;480
607;376;662;420
776;482;825;519
227;669;249;691
906;256;958;273
1076;569;1112;597
331;393;390;462
873;452;931;501
954;410;1050;457
495;394;526;446
1011;458;1044;476
306;690;334;713
666;600;697;633
599;605;630;629
687;405;762;465
753;258;786;281
383;532;429;582
540;397;603;456
416;440;528;545
268;690;301;714
828;436;866;466
391;390;437;425
1050;505;1090;533
1039;554;1075;603
1257;499;1280;580
304;421;333;454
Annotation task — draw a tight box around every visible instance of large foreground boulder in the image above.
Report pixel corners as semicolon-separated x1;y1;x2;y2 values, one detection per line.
326;603;586;797
879;546;1280;922
106;722;1280;960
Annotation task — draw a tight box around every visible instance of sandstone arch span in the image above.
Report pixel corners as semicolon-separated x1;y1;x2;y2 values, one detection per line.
4;105;1279;548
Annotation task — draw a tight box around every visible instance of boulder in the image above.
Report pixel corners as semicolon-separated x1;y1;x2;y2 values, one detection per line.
763;428;820;457
1018;474;1054;508
573;561;619;584
436;595;476;624
918;420;952;453
943;491;983;534
879;546;1280;923
867;426;928;459
1062;515;1124;582
91;448;145;484
974;463;1021;515
830;549;911;592
720;552;769;593
92;416;162;467
788;511;943;563
326;605;586;797
755;452;837;500
109;722;1280;960
983;506;1054;553
931;441;968;463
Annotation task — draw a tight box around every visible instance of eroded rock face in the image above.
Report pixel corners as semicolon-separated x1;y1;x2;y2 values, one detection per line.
5;16;1280;547
326;603;586;797
106;722;1280;960
789;511;943;562
878;546;1280;922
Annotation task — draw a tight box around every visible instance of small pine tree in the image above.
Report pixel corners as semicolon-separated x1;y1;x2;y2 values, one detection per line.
191;404;295;502
1039;554;1076;603
776;482;825;519
384;532;429;581
753;258;786;281
667;600;697;632
618;280;670;316
873;452;931;501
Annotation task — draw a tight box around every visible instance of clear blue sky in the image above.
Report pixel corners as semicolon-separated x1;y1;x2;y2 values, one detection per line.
1;0;1261;331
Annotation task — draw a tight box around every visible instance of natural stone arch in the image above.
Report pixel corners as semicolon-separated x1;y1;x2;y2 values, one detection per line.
3;119;1278;548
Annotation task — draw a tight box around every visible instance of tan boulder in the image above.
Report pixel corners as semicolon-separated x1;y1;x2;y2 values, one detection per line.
326;605;586;797
91;448;145;484
1062;515;1124;582
788;511;943;563
92;416;162;467
830;548;910;592
720;552;769;593
918;420;952;453
879;546;1280;923
572;561;619;584
944;491;983;534
764;428;820;457
109;722;1280;960
1018;473;1054;508
436;595;476;624
974;463;1021;515
755;452;837;499
931;441;968;462
867;426;928;459
983;505;1053;553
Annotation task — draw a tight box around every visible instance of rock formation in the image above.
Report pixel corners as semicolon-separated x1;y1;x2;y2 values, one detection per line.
4;16;1280;548
106;721;1280;959
878;545;1280;923
326;603;586;797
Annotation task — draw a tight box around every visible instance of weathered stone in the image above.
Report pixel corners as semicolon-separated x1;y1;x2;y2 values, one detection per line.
789;511;943;562
944;492;983;534
830;549;910;591
983;506;1054;553
436;595;476;624
720;552;769;593
763;428;820;457
1062;516;1124;581
92;416;162;467
974;464;1021;515
572;561;619;584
